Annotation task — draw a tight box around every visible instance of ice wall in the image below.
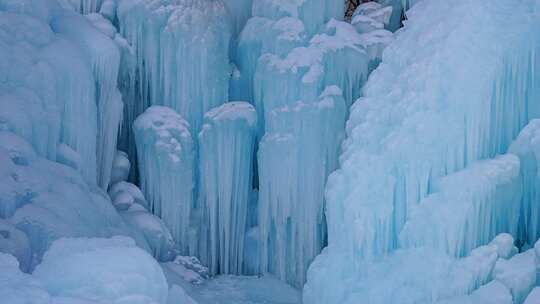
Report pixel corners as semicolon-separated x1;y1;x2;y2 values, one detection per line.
400;155;522;257
0;6;99;184
305;0;540;301
117;0;231;170
133;106;195;255
253;18;390;286
508;120;540;246
198;102;257;275
329;0;540;262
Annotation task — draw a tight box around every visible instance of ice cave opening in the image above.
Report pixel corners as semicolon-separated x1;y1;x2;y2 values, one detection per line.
1;0;540;303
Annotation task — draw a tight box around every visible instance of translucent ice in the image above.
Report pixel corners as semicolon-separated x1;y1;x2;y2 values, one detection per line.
198;102;257;275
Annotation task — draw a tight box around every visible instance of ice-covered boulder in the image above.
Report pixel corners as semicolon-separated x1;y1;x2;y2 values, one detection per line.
494;249;537;304
121;209;177;262
0;131;131;267
134;106;195;255
0;220;31;272
109;181;149;210
198;102;257;275
0;253;51;303
110;150;131;186
32;236;168;304
436;281;513;304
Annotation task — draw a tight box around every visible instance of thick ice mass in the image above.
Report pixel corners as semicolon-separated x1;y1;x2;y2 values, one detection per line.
134;106;195;255
305;0;540;302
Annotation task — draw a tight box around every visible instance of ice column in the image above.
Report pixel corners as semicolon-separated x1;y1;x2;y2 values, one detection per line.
258;87;346;287
198;102;257;275
133;106;195;254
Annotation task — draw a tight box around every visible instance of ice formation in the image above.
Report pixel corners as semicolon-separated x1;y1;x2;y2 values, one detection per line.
257;86;347;286
305;0;540;302
2;0;540;303
50;7;123;189
509;120;540;247
0;131;131;267
116;0;231;170
33;236;168;303
400;154;522;257
305;234;538;304
198;102;257;275
134;106;195;255
230;2;392;284
0;236;169;304
0;4;98;184
110;150;131;186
